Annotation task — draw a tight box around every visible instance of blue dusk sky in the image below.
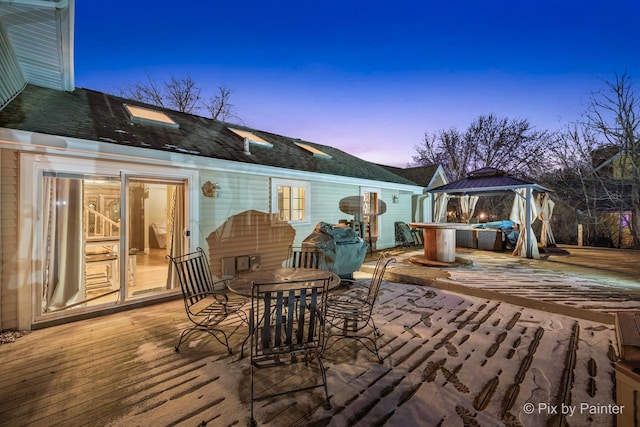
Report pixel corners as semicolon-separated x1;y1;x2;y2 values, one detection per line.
74;1;640;167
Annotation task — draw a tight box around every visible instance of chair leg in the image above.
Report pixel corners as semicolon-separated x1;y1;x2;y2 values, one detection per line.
175;327;232;354
323;319;383;363
240;333;250;359
317;354;332;410
175;327;195;352
250;357;256;426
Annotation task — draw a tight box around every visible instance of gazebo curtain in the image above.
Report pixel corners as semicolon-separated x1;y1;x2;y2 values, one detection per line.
536;193;556;247
434;193;449;222
509;188;540;259
460;195;479;223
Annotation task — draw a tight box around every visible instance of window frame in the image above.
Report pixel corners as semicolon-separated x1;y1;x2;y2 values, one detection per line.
270;178;310;225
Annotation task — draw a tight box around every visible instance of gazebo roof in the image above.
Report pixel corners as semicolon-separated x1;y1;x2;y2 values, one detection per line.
428;167;550;196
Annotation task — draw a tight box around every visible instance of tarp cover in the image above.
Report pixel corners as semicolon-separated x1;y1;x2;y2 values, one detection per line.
303;222;368;277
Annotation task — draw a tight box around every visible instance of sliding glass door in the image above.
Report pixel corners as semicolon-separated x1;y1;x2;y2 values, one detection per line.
40;172;188;316
125;177;187;300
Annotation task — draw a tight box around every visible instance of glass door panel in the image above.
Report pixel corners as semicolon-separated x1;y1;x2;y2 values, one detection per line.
42;174;122;313
126;178;187;300
40;172;188;316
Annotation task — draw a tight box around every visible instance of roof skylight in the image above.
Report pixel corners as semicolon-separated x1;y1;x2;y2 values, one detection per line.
228;127;273;148
124;104;179;128
294;141;332;159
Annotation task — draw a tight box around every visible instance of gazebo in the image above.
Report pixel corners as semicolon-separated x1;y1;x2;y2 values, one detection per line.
428;167;553;259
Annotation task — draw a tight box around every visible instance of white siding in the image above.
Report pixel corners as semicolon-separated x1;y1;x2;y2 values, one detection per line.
377;189;412;249
0;25;26;109
0;148;18;330
196;172;413;252
0;3;74;91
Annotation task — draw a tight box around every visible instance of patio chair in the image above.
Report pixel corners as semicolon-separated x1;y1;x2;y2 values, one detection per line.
249;277;331;425
168;247;248;354
323;252;396;363
395;221;416;247
286;245;333;271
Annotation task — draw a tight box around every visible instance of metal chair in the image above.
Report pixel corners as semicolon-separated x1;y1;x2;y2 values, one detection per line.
249;277;331;425
323;252;396;363
168;247;248;354
286;245;333;271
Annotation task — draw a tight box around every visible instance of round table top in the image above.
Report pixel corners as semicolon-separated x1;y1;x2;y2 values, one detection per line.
410;222;473;230
227;267;341;297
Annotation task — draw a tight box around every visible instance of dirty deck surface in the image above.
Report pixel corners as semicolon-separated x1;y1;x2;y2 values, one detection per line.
1;245;636;427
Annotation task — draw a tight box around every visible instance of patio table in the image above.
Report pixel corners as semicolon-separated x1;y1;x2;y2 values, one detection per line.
227;267;341;297
410;222;473;263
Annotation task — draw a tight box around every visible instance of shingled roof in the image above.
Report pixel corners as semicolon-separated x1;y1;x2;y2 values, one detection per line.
380;164;442;188
429;167;550;195
0;85;419;186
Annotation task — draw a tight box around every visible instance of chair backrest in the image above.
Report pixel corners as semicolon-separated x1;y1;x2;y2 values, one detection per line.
250;278;329;357
366;253;396;307
168;247;215;306
395;221;415;246
286;245;331;271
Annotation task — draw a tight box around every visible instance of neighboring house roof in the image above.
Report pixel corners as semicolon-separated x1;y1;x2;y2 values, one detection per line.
429;167;550;195
0;84;418;186
380;164;443;188
0;0;74;91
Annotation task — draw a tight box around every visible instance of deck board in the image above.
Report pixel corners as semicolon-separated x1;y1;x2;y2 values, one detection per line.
0;280;620;427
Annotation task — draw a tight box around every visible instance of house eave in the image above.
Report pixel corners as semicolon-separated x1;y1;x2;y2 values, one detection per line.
0;0;74;91
0;127;425;193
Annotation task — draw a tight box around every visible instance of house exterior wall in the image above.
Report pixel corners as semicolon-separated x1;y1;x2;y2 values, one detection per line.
0;148;18;330
0;131;422;329
197;170;415;277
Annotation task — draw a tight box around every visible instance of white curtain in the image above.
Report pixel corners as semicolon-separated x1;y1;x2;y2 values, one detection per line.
43;177;84;311
434;193;449;222
166;184;185;289
536;193;556;247
460;195;479;223
509;188;540;259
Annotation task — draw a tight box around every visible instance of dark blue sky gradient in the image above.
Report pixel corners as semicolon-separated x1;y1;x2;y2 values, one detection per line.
74;1;640;166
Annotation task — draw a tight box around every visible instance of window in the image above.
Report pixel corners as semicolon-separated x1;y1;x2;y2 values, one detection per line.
294;141;332;159
228;127;273;148
271;178;309;224
124;104;179;128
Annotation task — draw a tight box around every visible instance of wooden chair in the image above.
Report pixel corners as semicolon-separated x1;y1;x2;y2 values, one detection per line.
168;248;248;354
249;277;331;425
323;252;396;362
286;245;333;271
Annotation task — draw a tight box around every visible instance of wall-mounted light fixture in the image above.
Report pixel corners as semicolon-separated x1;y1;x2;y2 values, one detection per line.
392;195;399;204
201;181;221;198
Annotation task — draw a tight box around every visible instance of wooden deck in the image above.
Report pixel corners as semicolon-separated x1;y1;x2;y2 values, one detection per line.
0;277;620;427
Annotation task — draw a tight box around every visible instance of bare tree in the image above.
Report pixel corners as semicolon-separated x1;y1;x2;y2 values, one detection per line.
585;72;640;248
414;127;471;180
542;125;612;245
204;86;240;122
119;70;165;108
163;75;201;114
414;114;553;181
118;71;240;121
